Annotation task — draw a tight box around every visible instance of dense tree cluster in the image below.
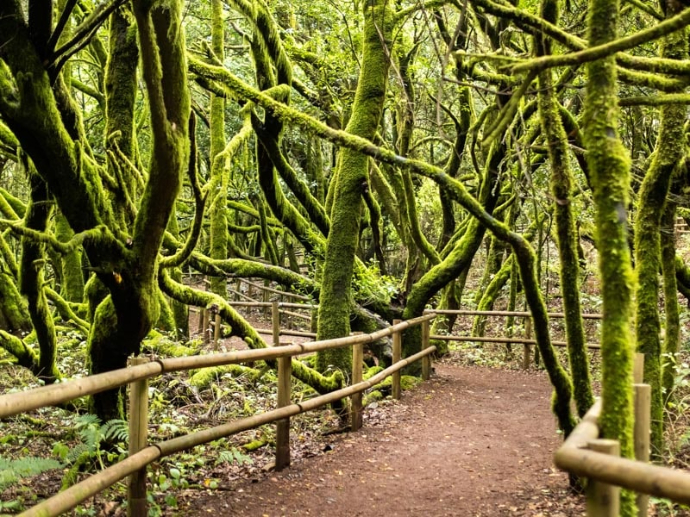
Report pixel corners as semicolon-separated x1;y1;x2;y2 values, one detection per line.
2;2;690;512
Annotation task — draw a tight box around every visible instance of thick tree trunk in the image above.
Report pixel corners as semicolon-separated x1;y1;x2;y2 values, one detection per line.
316;0;393;372
634;7;687;457
584;0;637;509
536;0;594;418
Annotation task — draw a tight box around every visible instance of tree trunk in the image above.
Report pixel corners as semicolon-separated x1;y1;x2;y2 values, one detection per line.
316;0;393;372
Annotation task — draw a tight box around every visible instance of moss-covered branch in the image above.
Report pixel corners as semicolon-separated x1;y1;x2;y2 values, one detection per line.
158;269;341;394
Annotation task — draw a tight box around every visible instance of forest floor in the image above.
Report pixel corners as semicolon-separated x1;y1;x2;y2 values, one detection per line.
176;361;586;517
2;298;688;516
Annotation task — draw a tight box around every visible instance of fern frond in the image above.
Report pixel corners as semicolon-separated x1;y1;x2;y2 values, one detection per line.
102;419;128;443
66;443;90;464
0;457;62;488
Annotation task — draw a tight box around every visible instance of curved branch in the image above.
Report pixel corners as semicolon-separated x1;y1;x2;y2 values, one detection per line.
512;6;690;74
160;115;207;269
50;0;126;70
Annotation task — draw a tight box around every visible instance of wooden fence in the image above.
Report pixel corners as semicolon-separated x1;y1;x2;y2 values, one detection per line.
0;313;436;517
555;354;690;516
194;277;316;348
424;309;603;369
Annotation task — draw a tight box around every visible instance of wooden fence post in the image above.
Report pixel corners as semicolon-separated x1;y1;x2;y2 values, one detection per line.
522;317;532;370
128;357;149;517
422;319;431;381
235;279;242;301
276;341;292;471
202;309;210;345
263;281;270;318
634;383;651;517
633;353;645;384
272;300;280;346
213;313;221;350
196;308;204;337
392;320;402;400
586;439;620;517
351;333;364;432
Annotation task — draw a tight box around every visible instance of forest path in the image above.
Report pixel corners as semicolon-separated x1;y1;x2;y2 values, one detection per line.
181;364;584;516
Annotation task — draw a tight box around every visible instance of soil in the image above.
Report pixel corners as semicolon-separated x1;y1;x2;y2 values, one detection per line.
177;363;586;517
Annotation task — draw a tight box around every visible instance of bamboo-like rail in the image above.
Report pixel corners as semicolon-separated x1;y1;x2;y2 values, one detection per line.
555;399;690;509
229;301;318;310
240;279;311;301
1;314;436;517
430;334;601;349
0;314;434;420
424;309;603;319
554;354;690;515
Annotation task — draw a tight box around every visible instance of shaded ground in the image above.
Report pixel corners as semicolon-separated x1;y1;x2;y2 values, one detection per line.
178;364;585;516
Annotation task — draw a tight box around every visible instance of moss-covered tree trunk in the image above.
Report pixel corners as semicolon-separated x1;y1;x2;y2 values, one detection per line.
315;0;393;372
20;175;59;382
633;3;687;457
56;213;84;303
661;203;680;402
583;0;637;508
536;0;594;418
209;0;228;299
0;1;190;420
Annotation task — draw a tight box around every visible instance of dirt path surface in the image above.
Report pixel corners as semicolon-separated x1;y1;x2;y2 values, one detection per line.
182;364;584;516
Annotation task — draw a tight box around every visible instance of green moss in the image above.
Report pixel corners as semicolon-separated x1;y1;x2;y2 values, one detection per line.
633;10;686;459
583;0;638;507
0;330;39;373
189;365;260;389
316;0;395;373
55;213;84;303
535;0;594;419
661;204;680;402
155;289;176;333
0;270;31;332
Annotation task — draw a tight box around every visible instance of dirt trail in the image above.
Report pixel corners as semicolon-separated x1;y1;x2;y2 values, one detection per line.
181;364;584;516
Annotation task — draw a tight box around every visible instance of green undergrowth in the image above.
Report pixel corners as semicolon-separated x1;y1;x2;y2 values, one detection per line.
0;318;425;514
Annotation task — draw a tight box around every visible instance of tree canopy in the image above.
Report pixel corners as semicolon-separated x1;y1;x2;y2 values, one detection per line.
2;1;690;512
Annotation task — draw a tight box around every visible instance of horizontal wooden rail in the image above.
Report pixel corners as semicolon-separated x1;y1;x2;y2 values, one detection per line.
228;288;256;303
431;334;601;349
12;315;436;517
0;361;163;420
156;345;435;456
424;309;603;319
240;279;311;301
0;314;435;419
22;446;161;517
229;301;317;310
554;400;690;507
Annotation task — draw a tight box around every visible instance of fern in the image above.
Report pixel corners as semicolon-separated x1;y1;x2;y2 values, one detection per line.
65;443;90;464
101;419;128;443
0;457;62;489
